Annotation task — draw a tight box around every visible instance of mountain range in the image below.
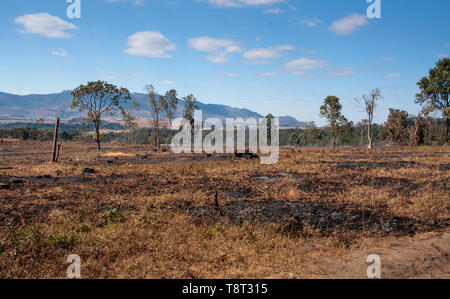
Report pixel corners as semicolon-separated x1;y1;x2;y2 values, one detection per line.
0;91;305;127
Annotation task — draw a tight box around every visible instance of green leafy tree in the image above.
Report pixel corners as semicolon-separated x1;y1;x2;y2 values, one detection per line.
71;81;132;150
320;96;351;148
304;121;323;145
385;109;409;143
161;89;179;127
160;89;179;145
415;58;450;142
183;94;199;129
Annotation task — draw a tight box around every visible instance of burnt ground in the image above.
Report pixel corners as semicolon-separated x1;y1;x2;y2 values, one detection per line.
0;141;449;278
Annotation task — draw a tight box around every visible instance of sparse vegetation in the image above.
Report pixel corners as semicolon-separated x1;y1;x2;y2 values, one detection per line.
0;141;448;278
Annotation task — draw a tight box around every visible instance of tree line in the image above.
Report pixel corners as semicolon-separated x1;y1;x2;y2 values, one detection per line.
1;58;448;149
313;58;449;148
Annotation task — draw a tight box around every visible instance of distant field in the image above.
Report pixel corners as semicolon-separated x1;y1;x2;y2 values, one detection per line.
0;141;449;278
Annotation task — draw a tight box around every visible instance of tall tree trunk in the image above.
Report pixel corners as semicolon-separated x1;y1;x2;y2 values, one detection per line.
95;123;101;151
367;122;373;149
157;127;160;149
332;136;337;148
446;118;450;143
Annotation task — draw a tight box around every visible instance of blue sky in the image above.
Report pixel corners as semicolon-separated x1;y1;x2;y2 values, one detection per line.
0;0;449;124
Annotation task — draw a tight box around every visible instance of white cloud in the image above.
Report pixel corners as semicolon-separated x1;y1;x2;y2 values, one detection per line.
300;18;323;27
259;72;279;77
221;72;240;77
326;67;355;77
329;13;368;35
158;80;176;85
188;36;243;64
437;53;449;58
51;49;68;57
125;31;176;58
104;0;145;5
243;45;294;64
264;8;284;14
206;0;285;8
284;57;327;76
387;73;401;78
14;13;78;38
301;47;317;54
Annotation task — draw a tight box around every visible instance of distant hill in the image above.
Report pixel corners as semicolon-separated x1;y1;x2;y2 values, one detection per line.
278;116;307;128
0;91;305;127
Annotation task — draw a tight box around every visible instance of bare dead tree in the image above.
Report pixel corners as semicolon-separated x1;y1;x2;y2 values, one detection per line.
144;85;163;150
358;88;383;149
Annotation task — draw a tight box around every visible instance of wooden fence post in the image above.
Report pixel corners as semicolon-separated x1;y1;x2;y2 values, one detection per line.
51;117;60;163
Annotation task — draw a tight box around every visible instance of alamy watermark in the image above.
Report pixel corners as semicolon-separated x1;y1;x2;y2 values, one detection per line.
66;254;81;278
367;0;381;19
366;254;381;278
66;0;81;19
170;111;280;165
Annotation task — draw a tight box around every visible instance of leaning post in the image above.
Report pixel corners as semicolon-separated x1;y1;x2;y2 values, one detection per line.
51;117;60;163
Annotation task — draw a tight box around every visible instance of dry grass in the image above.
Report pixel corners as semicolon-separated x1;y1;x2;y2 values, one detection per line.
0;141;449;278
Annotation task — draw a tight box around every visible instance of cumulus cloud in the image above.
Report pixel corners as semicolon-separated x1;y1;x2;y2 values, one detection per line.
51;49;68;57
14;13;78;38
284;57;327;76
206;0;285;8
326;67;355;77
263;8;284;14
125;31;176;58
329;13;368;35
259;72;279;77
157;80;176;85
243;45;294;64
300;18;323;27
104;0;145;5
221;72;240;77
387;73;401;78
188;36;243;64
